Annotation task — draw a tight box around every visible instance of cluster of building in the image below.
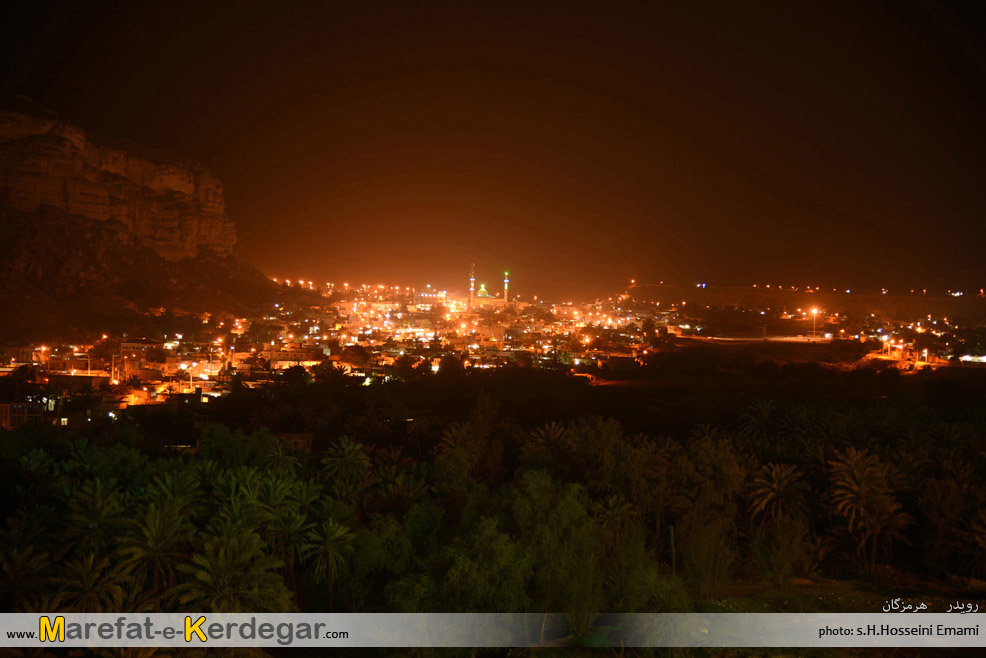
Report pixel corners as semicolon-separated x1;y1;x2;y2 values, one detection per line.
2;268;985;431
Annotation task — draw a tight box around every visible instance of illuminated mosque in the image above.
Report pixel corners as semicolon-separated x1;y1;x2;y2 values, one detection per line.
468;264;511;309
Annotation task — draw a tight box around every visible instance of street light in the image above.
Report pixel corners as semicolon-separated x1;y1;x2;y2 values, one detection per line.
811;308;818;338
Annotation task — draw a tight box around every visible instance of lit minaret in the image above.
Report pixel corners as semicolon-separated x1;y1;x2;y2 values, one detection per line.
469;263;476;310
503;271;509;302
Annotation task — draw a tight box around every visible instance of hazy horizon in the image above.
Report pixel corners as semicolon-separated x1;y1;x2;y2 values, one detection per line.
4;1;986;297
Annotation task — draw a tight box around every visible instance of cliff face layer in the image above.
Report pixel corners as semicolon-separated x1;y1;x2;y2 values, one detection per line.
0;206;275;341
0;95;317;342
0;96;235;260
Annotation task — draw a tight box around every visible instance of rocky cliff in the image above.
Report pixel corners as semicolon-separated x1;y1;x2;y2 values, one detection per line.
0;94;235;260
0;94;317;342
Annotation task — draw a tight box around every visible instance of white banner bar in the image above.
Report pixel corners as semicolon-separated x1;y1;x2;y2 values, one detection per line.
0;613;983;648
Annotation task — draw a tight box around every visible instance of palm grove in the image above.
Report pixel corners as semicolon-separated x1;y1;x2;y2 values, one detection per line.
1;360;985;633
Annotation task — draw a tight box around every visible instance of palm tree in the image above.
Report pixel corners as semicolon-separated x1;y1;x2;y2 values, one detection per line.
0;543;48;610
829;448;887;530
214;465;263;502
269;510;312;605
748;463;808;524
147;469;202;516
379;471;431;517
321;436;372;495
371;444;414;468
15;449;55;499
917;478;961;563
858;498;912;575
405;416;433;460
290;478;323;518
103;579;156;615
303;520;354;612
532;421;570;451
436;423;475;455
119;502;190;605
190;458;220;489
64;478;124;557
211;495;272;538
741;399;776;445
777;406;816;445
592;495;637;547
940;449;978;496
177;527;291;612
54;554;130;613
266;441;301;475
66;438;103;477
257;473;299;517
828;447;911;574
691;424;719;442
228;370;248;393
15;590;66;614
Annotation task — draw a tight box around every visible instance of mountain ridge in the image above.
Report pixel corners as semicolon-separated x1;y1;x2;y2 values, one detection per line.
0;91;235;261
0;93;311;342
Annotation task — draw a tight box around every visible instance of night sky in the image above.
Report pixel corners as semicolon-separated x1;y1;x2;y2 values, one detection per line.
3;1;986;297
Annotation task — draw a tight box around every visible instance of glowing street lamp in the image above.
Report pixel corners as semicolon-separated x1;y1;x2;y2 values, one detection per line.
811;308;818;337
